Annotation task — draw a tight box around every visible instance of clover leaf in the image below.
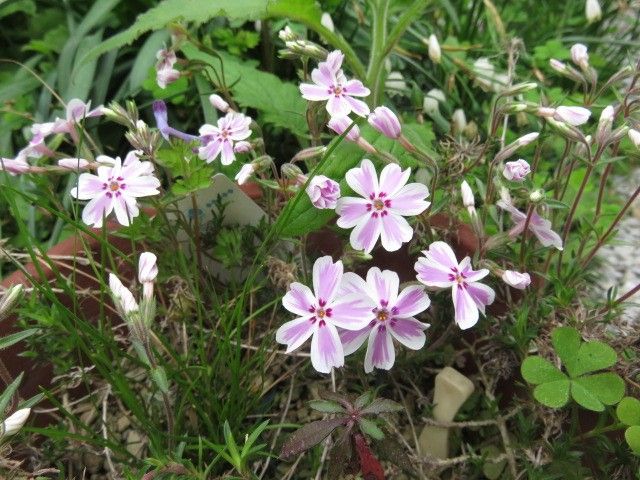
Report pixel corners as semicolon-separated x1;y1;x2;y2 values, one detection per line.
617;397;640;455
521;327;624;412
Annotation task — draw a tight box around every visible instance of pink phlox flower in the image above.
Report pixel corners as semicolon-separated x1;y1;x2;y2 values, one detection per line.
497;200;563;250
501;270;531;289
29;99;103;149
276;256;374;373
70;151;160;228
299;50;371;118
415;241;495;330
155;48;180;89
338;267;430;373
368;106;402;139
306;175;341;209
0;149;31;175
198;112;252;165
335;160;430;253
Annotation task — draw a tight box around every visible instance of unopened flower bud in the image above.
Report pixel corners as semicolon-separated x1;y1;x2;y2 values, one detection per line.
575;134;592;157
494;133;539;163
595;105;615;145
451;109;467;134
0;408;30;439
501;82;538;97
501;270;531;289
138;252;158;284
609;125;629;144
503;159;531;182
209;94;230;113
529;189;545;203
547;118;586;143
549;58;584;83
320;12;334;32
233;141;252;153
58;158;91;170
109;274;138;316
585;0;602;23
292;146;326;162
281;163;304;180
427;34;441;63
553;106;591;126
306;175;341;209
628;128;640;149
328;116;360;142
235;163;254;185
368;106;401;139
460;180;475;209
501;102;528;114
278;26;298;42
570;43;590;70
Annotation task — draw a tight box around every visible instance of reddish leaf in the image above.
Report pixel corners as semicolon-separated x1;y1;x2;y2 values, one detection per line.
354;433;385;480
280;417;346;460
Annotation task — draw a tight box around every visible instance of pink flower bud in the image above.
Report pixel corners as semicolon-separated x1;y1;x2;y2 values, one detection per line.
233;141;252;153
109;274;138;314
570;43;589;69
516;132;539;147
501;270;531;289
553;106;591;126
327;116;360;141
0;157;30;175
138;252;158;284
156;67;180;89
58;157;90;170
502;159;531;181
629;128;640;149
368;106;401;139
305;175;341;209
549;58;567;73
460;180;475;208
209;94;230;113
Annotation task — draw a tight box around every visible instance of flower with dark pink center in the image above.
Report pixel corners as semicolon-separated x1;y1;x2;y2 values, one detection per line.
198;112;252;165
335;159;430;253
415;241;495;330
276;256;373;373
338;267;430;373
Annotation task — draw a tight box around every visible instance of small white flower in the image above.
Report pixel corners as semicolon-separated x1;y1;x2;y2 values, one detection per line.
428;34;441;63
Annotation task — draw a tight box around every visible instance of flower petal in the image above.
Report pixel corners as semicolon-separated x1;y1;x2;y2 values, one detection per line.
389;317;429;350
530;222;564;250
344;96;370;117
335;196;369;228
350;214;382;254
425;241;458;269
452;284;479;330
310;322;344;373
465;282;495;314
220;141;236;165
366;267;399;307
276;317;315;353
390;182;430;216
339;271;370;297
364;325;395;373
392;285;431;317
378;163;410;197
340;325;373;356
300;83;330;101
81;194;113;228
72;173;105;200
282;282;316;316
415;257;456;288
199;138;223;163
313;256;343;303
124;175;161;197
113;194;139;226
345;159;379;199
327;95;352;118
343;79;370;97
380;213;413;252
331;293;376;330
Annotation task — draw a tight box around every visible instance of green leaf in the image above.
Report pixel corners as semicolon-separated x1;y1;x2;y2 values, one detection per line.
521;356;566;385
625;426;640;454
0;373;23;418
81;0;270;64
572;341;617;377
481;446;507;480
182;44;307;136
308;400;345;414
354;391;375;410
280;417;345;459
361;398;404;415
617;397;640;426
570;381;604;412
533;379;570;408
551;326;581;375
573;373;625;406
358;417;385;440
0;329;38;351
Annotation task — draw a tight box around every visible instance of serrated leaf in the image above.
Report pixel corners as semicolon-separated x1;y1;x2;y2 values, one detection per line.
570;381;604;412
280;417;345;460
308;400;345;414
533;379;570;408
572;341;617;377
521;356;566;385
617;397;640;426
361;398;404;415
551;326;581;375
0;329;38;351
573;373;625;406
81;0;270;64
358;417;385;440
625;426;640;454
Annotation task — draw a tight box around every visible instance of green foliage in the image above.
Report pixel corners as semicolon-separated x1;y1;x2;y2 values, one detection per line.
617;397;640;454
521;327;625;411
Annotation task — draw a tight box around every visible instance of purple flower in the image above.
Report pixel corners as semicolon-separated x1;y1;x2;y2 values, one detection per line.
335;160;430;253
339;267;430;373
497;200;563;250
299;50;370;118
70;151;160;228
415;241;495;330
198;112;252;165
501;270;531;289
368;106;401;139
502;159;531;181
153;100;200;143
306;175;341;209
276;256;373;373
